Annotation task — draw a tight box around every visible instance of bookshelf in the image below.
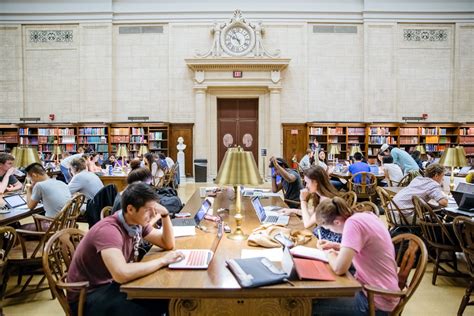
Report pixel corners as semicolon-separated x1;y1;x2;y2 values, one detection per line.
459;126;474;160
148;124;169;157
77;125;109;159
0;125;18;152
367;124;398;157
419;124;458;154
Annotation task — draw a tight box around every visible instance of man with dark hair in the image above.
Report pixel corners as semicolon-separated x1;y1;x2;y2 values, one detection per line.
379;144;419;175
348;152;371;184
269;156;303;208
382;155;403;186
0;153;22;194
67;182;182;316
68;157;104;201
25;162;71;218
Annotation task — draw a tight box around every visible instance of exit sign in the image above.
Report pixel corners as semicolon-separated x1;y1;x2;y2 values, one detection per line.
233;71;243;78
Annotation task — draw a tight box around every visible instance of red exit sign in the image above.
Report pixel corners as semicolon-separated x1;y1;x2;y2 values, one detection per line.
233;71;243;78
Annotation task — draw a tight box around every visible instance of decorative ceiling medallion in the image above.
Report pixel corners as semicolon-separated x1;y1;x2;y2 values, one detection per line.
196;9;280;58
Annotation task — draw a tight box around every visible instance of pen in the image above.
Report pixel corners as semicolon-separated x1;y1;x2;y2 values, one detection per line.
317;229;322;241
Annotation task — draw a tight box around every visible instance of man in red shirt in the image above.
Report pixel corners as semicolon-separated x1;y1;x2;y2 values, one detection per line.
67;182;184;315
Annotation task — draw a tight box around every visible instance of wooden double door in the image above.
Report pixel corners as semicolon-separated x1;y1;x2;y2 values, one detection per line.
217;98;258;169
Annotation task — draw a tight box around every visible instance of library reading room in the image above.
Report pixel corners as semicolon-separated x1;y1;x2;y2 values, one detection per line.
1;1;474;316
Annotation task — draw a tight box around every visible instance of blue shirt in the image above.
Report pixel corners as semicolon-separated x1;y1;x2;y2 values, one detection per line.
390;148;420;174
349;161;371;183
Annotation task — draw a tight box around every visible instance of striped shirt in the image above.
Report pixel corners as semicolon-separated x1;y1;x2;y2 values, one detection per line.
392;176;446;218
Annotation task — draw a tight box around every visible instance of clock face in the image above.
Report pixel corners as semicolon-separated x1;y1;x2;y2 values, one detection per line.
223;25;253;55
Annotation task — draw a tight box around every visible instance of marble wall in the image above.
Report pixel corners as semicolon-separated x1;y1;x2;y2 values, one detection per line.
0;19;473;123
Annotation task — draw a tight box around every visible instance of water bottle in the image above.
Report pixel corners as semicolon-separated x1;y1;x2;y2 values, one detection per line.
108;165;113;175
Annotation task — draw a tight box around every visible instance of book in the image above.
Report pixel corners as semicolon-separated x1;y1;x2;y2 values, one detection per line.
226;257;288;288
290;245;329;263
293;258;335;281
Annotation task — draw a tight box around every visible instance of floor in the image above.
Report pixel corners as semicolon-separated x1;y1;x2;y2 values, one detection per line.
3;181;471;316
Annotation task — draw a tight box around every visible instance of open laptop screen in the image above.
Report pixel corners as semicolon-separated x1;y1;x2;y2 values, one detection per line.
369;164;379;174
251;197;266;221
194;199;212;224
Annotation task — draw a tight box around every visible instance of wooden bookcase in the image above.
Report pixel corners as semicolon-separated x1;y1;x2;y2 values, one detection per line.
300;122;474;164
0;125;18;152
148;123;169;156
77;124;109;158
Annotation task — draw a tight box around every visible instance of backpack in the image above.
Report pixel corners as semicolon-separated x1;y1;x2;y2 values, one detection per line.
156;187;183;215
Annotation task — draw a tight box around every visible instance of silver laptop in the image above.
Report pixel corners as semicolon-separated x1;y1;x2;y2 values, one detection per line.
172;198;211;227
3;194;28;209
251;197;289;225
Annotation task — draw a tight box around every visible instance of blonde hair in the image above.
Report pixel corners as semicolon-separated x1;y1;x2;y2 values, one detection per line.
315;197;353;226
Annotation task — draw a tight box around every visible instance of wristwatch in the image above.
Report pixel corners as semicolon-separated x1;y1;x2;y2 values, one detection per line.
161;213;169;218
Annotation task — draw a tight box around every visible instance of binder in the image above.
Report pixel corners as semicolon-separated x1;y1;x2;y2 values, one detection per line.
226;257;288;288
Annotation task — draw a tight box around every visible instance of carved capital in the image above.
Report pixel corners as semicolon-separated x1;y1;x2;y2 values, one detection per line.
195;70;205;84
271;70;281;83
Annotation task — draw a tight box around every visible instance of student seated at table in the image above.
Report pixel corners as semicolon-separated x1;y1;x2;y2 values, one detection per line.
381;155;403;186
86;152;103;173
299;149;314;170
269;156;303;208
0;153;22;194
279;166;341;243
23;163;71;230
313;197;400;316
67;182;183;316
101;154;117;169
392;163;448;223
68;157;104;201
348;152;371;184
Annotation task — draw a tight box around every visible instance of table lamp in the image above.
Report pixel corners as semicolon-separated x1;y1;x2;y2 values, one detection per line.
116;145;129;170
328;143;340;164
138;144;149;157
52;145;62;165
439;146;468;191
415;145;426;154
215;147;263;240
11;147;18;159
14;147;41;169
349;145;361;157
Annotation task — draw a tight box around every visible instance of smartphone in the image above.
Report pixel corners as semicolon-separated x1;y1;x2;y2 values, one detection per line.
274;233;295;248
271;167;282;184
223;224;231;233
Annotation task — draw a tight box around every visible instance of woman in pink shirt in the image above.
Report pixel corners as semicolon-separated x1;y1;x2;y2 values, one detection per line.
312;197;399;316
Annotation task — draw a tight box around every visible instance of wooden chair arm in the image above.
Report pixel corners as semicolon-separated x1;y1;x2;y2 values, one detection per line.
57;280;90;290
363;284;406;297
15;229;46;236
32;214;54;222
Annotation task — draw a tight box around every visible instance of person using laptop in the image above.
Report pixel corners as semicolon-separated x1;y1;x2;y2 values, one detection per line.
269;156;303;208
312;197;399;315
348;152;370;184
67;182;184;316
393;163;448;223
0;153;22;194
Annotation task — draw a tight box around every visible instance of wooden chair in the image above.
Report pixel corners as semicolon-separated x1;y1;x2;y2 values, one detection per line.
0;227;17;315
43;228;88;316
377;187;420;236
6;195;85;298
349;172;378;202
100;206;113;219
453;216;474;316
365;233;428;316
413;196;468;285
33;193;85;231
397;174;412;187
341;191;357;207
353;201;380;216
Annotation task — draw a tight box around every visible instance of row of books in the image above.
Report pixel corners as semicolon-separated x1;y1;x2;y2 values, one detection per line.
19;137;38;145
459;137;474;144
460;128;474;136
130;135;146;143
368;136;397;145
149;132;165;140
328;127;344;135
78;127;106;135
368;127;393;136
110;135;130;143
399;136;418;145
347;128;365;135
110;128;129;136
78;136;108;144
309;127;324;135
131;127;146;135
399;128;418;135
424;136;451;144
424;144;448;152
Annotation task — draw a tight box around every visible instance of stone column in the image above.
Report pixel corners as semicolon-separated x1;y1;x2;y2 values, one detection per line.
269;87;282;157
193;85;208;160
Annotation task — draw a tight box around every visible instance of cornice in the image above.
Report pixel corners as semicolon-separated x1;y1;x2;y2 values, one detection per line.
185;58;290;72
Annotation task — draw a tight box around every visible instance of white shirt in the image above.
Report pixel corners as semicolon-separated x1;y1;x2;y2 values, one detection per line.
383;163;403;185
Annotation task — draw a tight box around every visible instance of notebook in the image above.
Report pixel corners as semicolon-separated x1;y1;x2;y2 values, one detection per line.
251;197;289;225
3;194;28;209
168;222;223;270
289;245;329;263
172;198;211;227
281;247;335;281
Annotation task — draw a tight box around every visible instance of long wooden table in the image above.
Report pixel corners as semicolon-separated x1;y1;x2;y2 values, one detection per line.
0;194;44;226
121;188;361;315
98;175;128;191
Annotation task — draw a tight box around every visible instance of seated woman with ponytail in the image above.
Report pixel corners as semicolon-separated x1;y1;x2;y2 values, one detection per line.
279;166;341;244
312;197;399;316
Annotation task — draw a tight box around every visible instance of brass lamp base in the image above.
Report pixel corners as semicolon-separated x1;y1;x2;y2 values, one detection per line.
227;212;248;240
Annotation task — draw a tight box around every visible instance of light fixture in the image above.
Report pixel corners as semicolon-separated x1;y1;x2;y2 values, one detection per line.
439;146;468;191
215;147;263;240
138;144;149;156
328;143;340;164
14;147;41;169
415;145;426;154
349;145;361;157
116;144;129;170
52;145;62;165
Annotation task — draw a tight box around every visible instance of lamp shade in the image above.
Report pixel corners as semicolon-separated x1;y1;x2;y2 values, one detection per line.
116;145;129;158
439;147;468;168
328;144;340;155
415;145;426;154
14;147;41;168
138;145;149;156
215;147;263;186
52;145;62;156
349;145;361;156
11;147;18;158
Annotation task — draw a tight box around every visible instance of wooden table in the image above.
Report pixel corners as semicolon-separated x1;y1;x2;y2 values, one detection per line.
121;188;361;315
0;194;44;226
384;186;403;197
99;175;128;191
330;172;385;181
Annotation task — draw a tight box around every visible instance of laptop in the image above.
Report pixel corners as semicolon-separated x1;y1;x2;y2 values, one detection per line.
457;166;472;177
458;193;474;212
251;197;289;225
172;198;211;227
369;164;380;174
3;194;28;209
168;222;223;270
456;182;474;195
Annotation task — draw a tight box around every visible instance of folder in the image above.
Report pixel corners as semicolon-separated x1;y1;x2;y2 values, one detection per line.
293;258;335;281
226;257;288;288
